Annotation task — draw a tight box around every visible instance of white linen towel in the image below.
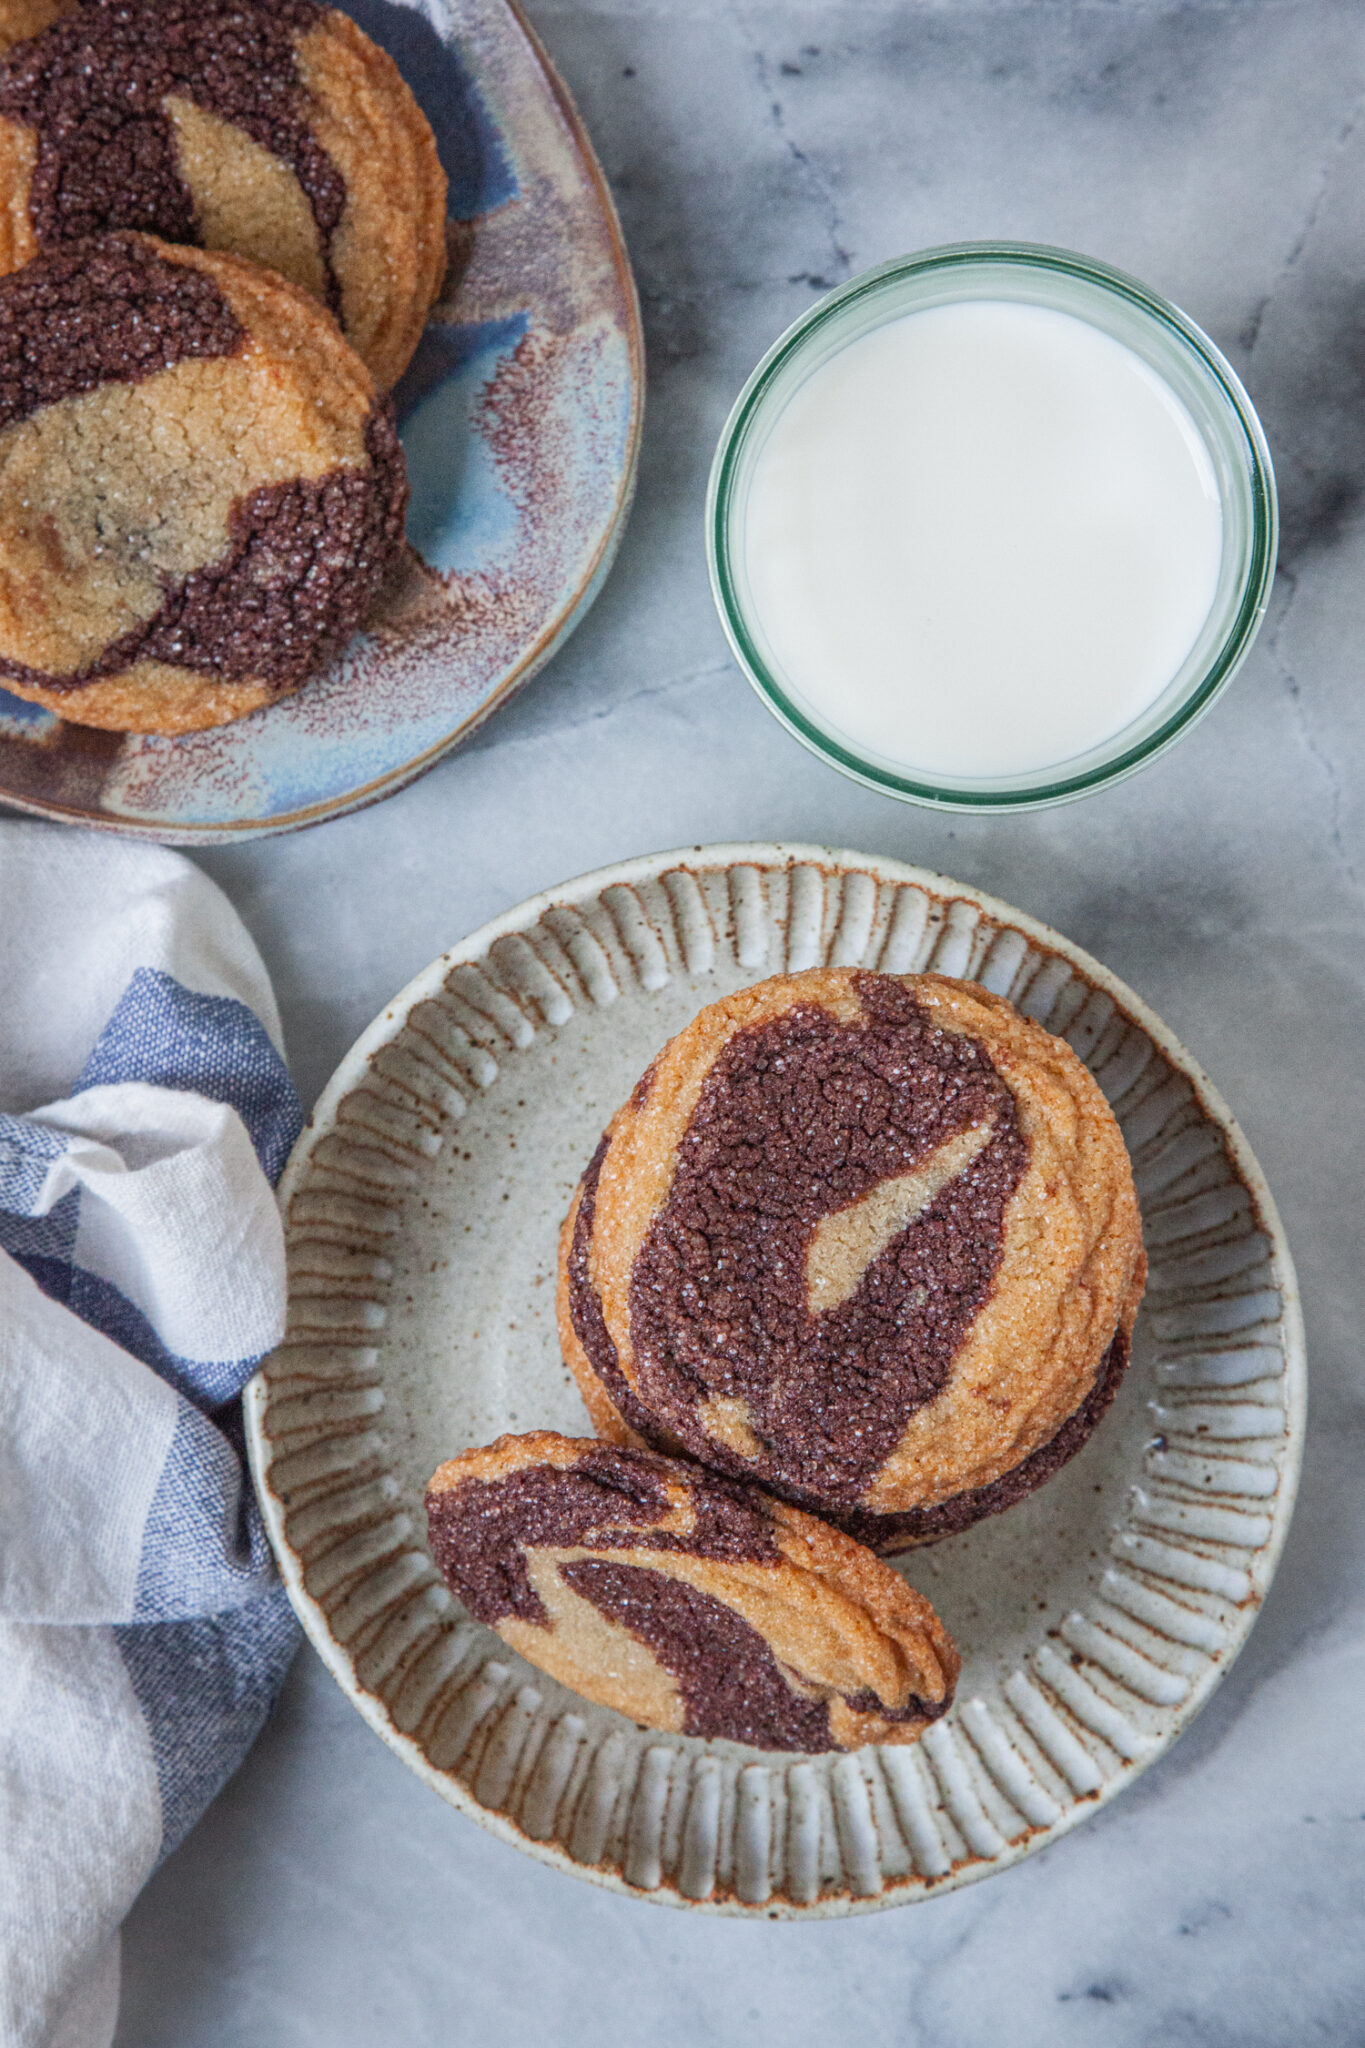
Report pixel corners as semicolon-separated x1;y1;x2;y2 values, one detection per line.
0;821;304;2048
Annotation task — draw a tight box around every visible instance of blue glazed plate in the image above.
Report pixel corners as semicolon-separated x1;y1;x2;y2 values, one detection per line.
0;0;643;842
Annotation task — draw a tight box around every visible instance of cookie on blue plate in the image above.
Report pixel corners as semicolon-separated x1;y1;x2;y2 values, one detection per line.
0;231;408;731
0;0;447;386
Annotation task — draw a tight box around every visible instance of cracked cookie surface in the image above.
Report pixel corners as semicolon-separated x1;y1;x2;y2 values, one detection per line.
0;0;446;386
559;969;1146;1551
426;1432;959;1752
0;231;408;731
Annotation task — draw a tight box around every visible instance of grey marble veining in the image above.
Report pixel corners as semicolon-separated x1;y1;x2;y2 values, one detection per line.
114;5;1365;2042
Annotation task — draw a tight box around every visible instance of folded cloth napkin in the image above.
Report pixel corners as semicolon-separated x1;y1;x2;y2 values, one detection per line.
0;821;305;2048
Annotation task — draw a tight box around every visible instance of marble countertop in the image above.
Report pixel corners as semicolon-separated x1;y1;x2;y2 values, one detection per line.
113;3;1365;2041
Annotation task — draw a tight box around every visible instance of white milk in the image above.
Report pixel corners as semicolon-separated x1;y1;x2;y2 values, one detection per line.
741;299;1224;780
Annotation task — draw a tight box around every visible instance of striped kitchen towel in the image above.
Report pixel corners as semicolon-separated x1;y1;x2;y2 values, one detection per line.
0;821;305;2048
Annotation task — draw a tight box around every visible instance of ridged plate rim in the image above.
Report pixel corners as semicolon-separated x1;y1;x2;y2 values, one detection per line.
245;841;1306;1915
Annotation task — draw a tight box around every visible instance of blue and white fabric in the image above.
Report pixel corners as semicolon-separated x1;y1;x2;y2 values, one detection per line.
0;822;304;2048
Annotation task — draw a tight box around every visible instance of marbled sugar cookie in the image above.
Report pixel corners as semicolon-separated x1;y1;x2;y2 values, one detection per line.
0;232;408;732
559;970;1146;1552
0;0;447;387
425;1434;959;1753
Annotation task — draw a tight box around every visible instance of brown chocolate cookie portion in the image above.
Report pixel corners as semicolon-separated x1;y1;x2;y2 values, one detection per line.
426;1443;779;1626
570;970;1147;1551
426;1433;959;1753
566;1135;674;1450
0;232;407;731
566;1189;1133;1551
1;406;405;696
557;1560;837;1751
628;975;1028;1505
0;229;243;423
0;0;345;302
0;0;447;385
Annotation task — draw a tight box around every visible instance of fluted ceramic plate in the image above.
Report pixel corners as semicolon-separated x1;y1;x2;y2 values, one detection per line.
0;0;641;844
245;844;1305;1916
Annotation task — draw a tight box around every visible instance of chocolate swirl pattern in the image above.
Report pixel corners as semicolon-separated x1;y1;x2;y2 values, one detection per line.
561;968;1146;1549
425;1434;959;1753
0;0;447;386
248;847;1303;1914
0;232;408;731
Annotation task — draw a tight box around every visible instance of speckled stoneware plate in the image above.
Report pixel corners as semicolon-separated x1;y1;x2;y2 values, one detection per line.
245;844;1305;1916
0;0;641;844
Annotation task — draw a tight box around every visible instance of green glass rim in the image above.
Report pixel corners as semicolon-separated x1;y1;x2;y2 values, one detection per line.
706;241;1279;811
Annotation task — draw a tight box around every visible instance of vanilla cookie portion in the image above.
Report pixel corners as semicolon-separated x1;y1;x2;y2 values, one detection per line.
0;0;446;385
0;231;408;732
560;969;1145;1551
426;1433;959;1753
0;0;67;54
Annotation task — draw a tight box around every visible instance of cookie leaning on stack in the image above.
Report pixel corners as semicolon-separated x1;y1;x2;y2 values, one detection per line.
426;1433;960;1753
0;232;408;732
559;968;1146;1552
0;0;447;388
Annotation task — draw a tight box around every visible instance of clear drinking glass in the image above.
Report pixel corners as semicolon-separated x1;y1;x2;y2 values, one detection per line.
706;243;1278;811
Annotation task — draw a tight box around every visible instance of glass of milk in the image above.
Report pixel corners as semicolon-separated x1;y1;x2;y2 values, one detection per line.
707;244;1277;809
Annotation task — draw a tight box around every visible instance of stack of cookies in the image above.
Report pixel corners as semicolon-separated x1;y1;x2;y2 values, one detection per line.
0;0;448;732
426;968;1146;1755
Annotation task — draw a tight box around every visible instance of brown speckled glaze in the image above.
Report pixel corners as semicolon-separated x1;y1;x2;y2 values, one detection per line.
246;846;1305;1917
